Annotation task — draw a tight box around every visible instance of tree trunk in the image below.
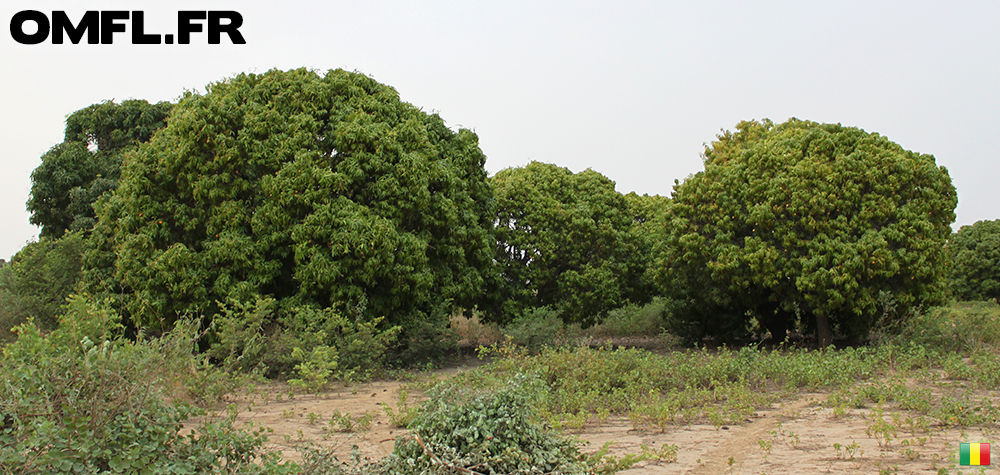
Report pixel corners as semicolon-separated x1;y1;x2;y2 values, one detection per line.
815;313;832;347
765;309;790;343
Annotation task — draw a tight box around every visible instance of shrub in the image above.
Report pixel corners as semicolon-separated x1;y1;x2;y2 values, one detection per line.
893;301;1000;352
660;119;956;345
208;299;401;380
589;298;669;337
491;162;654;326
281;304;401;379
391;316;459;368
382;374;590;474
450;310;503;348
502;307;580;353
0;295;294;474
206;298;278;374
88;69;496;336
289;345;339;393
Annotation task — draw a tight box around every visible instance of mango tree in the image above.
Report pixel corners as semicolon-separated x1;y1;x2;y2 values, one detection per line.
947;219;1000;301
27;100;172;238
491;162;653;325
85;68;496;332
658;119;956;345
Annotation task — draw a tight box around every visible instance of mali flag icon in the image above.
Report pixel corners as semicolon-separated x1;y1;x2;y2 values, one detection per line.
960;443;990;466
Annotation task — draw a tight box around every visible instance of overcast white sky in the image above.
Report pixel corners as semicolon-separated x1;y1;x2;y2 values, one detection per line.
2;0;998;260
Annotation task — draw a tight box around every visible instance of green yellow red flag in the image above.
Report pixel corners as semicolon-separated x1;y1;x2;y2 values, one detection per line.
960;442;990;466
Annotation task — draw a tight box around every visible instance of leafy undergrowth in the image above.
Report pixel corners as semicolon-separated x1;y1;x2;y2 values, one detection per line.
4;298;1000;474
0;296;291;474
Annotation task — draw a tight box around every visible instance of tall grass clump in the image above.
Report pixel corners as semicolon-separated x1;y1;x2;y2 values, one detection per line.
450;310;502;348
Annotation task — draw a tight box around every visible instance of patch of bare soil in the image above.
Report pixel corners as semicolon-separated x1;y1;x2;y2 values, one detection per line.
603;392;984;475
199;363;990;474
190;362;484;464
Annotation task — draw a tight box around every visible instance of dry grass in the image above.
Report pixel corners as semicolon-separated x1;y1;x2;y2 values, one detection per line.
449;311;503;348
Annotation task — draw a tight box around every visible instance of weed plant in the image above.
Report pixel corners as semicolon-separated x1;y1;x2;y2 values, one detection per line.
382;389;420;428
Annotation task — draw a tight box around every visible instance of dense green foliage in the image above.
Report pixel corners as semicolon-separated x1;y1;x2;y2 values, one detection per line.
205;298;402;380
0;232;86;337
0;296;293;474
658;119;957;344
27;100;172;238
491;162;653;325
384;374;590;474
84;68;495;334
623;192;671;246
501;307;580;353
946;219;1000;301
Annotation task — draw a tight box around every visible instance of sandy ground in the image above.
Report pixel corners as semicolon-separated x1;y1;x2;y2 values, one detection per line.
197;363;996;474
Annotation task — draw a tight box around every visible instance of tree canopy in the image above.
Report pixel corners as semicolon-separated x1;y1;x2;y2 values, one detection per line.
947;219;1000;302
658;118;957;344
0;232;86;337
27;100;172;238
84;68;495;331
491;162;653;325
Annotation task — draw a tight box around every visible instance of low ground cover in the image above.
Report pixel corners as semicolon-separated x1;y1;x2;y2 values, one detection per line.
3;299;999;473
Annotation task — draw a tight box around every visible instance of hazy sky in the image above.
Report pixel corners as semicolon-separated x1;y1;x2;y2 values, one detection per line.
2;0;998;260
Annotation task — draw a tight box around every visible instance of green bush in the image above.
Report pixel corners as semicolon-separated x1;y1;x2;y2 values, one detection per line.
893;301;1000;352
502;307;580;353
208;299;401;380
281;304;402;380
289;345;339;393
391;316;459;368
660;119;956;345
87;69;496;336
207;298;279;374
0;295;294;474
382;374;590;474
491;162;654;327
590;298;669;337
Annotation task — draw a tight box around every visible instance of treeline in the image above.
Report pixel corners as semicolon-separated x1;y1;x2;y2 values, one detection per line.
2;66;999;475
2;68;998;358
